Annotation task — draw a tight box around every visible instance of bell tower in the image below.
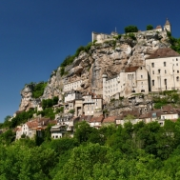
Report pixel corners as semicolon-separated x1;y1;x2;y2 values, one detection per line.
164;18;171;33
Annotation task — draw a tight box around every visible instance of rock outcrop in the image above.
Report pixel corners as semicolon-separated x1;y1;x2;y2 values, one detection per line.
19;30;171;110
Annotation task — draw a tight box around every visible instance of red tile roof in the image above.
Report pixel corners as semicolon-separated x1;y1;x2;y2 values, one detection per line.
89;116;104;123
103;116;117;123
125;66;139;72
147;48;180;59
156;25;162;29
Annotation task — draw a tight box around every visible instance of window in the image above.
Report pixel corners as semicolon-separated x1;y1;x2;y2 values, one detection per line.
176;58;178;61
177;63;178;66
164;79;167;85
140;67;142;70
152;63;154;67
152;80;155;86
178;70;179;73
128;74;134;80
177;76;179;81
141;75;143;78
164;62;166;67
158;69;161;74
165;70;166;74
141;82;143;85
152;70;154;74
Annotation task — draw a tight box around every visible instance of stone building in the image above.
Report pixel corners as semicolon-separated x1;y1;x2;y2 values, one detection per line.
63;80;82;92
92;19;171;43
82;93;103;116
145;48;180;91
102;66;149;100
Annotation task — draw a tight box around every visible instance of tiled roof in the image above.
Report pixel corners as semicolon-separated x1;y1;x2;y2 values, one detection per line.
79;115;93;122
147;48;180;59
103;116;116;123
156;25;162;29
26;121;39;129
89;116;104;123
125;66;139;72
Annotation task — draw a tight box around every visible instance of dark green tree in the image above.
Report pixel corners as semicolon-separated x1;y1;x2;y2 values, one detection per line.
146;25;154;30
124;25;138;33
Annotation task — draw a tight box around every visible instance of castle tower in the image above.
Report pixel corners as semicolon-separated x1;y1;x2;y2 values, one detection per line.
164;18;171;33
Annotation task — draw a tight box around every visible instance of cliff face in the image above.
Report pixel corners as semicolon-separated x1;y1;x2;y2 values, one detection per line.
19;85;39;111
42;31;170;99
19;30;170;110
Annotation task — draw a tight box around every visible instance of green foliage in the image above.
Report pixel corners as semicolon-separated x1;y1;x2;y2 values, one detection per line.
42;97;59;109
3;119;180;179
60;42;93;76
68;109;75;114
114;34;121;40
9;108;36;128
37;108;55;119
125;25;138;33
124;32;136;40
167;32;180;54
28;82;47;98
0;129;15;144
146;24;154;30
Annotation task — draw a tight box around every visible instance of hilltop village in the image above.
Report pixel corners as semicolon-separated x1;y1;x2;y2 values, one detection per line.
4;19;180;140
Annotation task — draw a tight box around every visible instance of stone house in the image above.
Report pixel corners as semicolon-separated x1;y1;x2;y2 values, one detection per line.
15;117;53;139
63;80;82;92
145;48;180;92
50;124;66;139
64;90;82;103
82;93;103;116
102;66;149;101
102;116;117;126
89;116;104;129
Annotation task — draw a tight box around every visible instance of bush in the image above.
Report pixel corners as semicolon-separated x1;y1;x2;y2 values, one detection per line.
124;25;138;33
128;33;136;40
68;109;75;114
60;42;93;75
146;25;153;30
10;109;36;128
42;97;59;109
37;108;55;119
32;82;47;98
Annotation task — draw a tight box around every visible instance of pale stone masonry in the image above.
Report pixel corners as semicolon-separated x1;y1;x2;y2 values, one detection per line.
146;48;180;91
102;66;149;100
92;19;171;43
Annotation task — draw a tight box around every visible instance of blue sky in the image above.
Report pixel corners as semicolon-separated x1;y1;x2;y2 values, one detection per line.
1;0;180;122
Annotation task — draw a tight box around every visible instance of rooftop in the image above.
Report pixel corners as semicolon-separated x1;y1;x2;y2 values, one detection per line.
147;48;180;59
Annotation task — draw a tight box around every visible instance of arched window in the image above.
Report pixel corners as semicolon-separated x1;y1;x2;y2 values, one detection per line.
164;62;166;67
177;76;179;81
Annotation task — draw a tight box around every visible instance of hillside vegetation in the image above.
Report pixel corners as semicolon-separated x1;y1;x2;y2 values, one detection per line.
1;120;180;179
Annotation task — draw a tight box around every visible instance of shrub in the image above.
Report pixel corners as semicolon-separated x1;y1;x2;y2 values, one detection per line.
10;108;36;128
124;25;138;33
37;108;55;119
32;82;47;98
146;25;153;30
68;109;75;114
42;97;59;109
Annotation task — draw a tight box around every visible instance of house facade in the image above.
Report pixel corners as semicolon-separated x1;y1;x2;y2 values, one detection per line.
146;48;180;92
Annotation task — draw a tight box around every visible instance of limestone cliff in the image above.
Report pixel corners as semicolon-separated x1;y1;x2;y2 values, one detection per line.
19;30;170;110
42;31;170;100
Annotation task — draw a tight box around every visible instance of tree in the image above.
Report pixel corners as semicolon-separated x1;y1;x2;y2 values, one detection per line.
146;25;154;30
124;25;138;33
